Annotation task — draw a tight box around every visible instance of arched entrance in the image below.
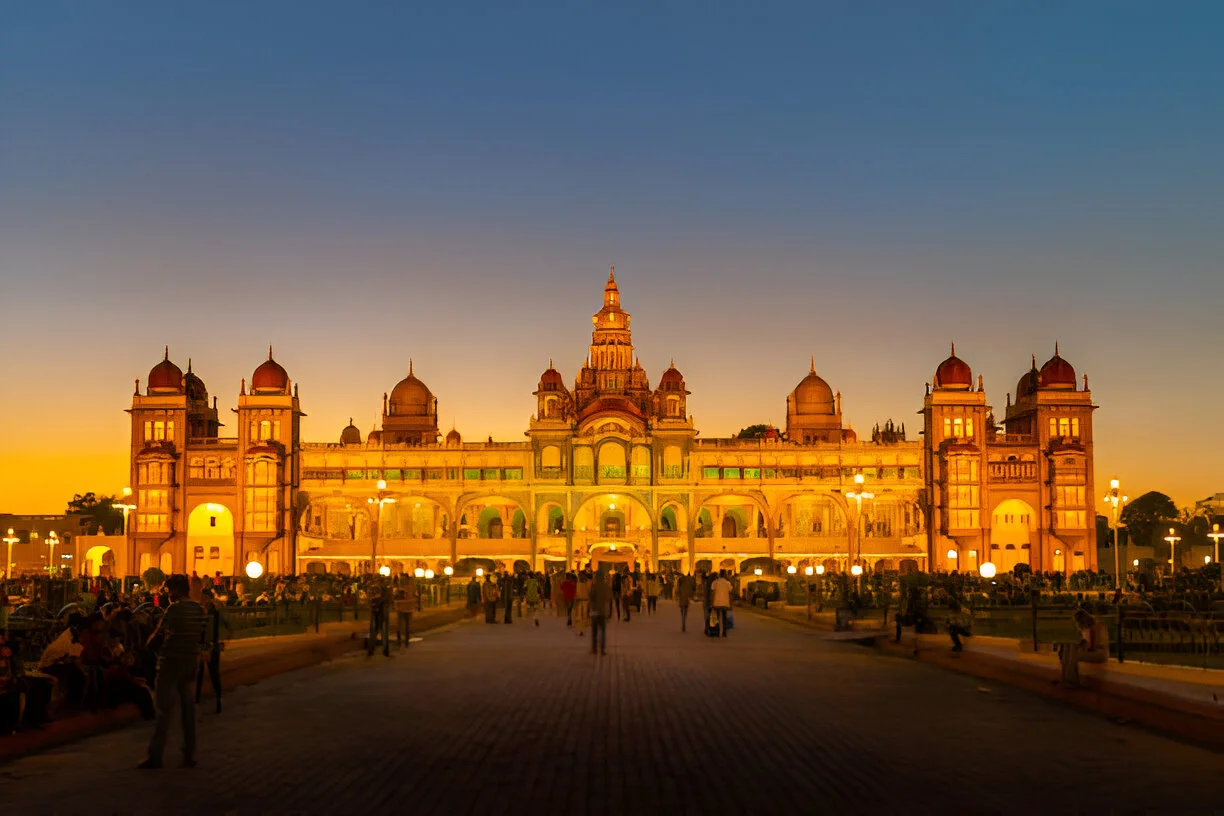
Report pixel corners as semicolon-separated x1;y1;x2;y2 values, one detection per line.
990;499;1035;573
83;545;115;578
588;541;640;571
188;502;236;578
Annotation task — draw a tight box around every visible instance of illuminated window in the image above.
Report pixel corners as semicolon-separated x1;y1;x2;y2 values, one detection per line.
953;418;963;437
965;418;974;438
943;418;951;438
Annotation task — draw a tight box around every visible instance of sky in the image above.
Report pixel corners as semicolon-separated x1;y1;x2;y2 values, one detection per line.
2;2;1223;514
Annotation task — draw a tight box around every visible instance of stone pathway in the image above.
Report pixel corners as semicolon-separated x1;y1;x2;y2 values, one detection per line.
2;602;1220;815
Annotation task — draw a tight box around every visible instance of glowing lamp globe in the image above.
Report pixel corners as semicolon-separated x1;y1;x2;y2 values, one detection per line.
850;565;863;576
476;568;484;577
443;566;454;576
804;566;814;576
378;565;391;577
946;549;958;560
979;562;997;579
815;565;825;575
414;567;425;579
245;561;264;579
425;569;435;579
1132;559;1139;567
754;568;763;576
786;565;797;575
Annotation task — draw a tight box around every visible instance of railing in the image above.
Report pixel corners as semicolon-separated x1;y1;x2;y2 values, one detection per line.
188;438;240;447
992;434;1035;444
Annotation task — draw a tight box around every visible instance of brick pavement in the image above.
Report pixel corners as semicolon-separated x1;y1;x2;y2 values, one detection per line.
1;602;1221;815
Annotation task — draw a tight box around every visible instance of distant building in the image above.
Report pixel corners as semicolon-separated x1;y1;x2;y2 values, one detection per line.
118;270;1098;578
0;514;86;577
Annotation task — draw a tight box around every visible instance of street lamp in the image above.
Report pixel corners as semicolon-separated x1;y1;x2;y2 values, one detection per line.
443;566;454;576
2;528;18;580
476;567;484;577
979;562;997;579
245;560;264;579
787;565;797;575
1163;527;1181;584
367;479;396;576
1209;524;1224;591
414;567;425;579
47;531;60;577
115;487;137;582
1102;478;1129;589
844;472;874;572
378;565;391;577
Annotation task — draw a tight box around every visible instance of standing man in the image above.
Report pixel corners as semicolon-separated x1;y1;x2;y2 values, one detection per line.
711;570;733;637
195;589;229;714
482;574;500;624
588;567;612;657
561;572;577;627
675;573;694;632
610;570;622;621
139;574;206;769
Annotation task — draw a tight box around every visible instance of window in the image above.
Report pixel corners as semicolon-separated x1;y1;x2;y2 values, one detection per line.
344;470;366;481
427;469;444;480
463;468;481;480
503;468;523;480
1056;510;1086;529
702;467;720;479
138;513;168;532
144;419;173;441
244;486;277;532
724;468;741;480
763;469;777;479
948;509;979;529
744;468;761;479
482;468;500;481
541;446;561;469
953;417;963;438
402;469;421;480
1055;485;1085;508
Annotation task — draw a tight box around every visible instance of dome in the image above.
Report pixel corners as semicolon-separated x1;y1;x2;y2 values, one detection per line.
367;429;383;446
183;361;207;402
388;361;434;416
445;428;462;445
340;419;362;445
933;344;972;390
659;360;685;390
537;361;565;391
252;347;290;394
1016;356;1039;398
792;359;835;415
1039;347;1076;389
147;348;184;393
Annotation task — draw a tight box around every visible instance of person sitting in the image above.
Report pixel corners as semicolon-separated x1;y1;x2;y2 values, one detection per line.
1073;608;1109;663
39;617;87;711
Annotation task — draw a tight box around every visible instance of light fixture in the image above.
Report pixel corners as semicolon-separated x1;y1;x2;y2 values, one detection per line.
425;569;435;579
1132;559;1139;567
377;479;387;490
754;568;763;576
946;549;957;560
414;567;425;578
979;562;997;579
787;565;797;574
850;564;863;576
443;566;454;576
1205;556;1212;565
476;568;484;577
245;561;264;579
378;565;391;577
609;503;616;511
1110;478;1119;490
815;565;825;575
804;566;814;576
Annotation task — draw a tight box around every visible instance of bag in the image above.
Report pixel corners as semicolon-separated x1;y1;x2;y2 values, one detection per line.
708;610;718;628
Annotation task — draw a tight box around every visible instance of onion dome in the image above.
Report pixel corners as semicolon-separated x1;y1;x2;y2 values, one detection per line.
340;418;362;445
537;360;565;391
933;343;972;390
147;347;184;394
183;359;207;402
445;427;462;445
659;360;685;391
1016;354;1040;398
388;360;434;416
842;427;858;443
1038;344;1076;389
252;346;290;394
791;357;835;415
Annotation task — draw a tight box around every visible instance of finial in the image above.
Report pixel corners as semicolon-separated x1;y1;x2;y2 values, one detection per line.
268;344;274;360
240;377;246;396
409;359;414;376
348;417;353;426
809;355;815;374
163;346;169;361
977;374;984;392
294;383;299;397
950;341;955;356
548;358;553;369
1054;340;1060;357
669;358;675;368
1031;353;1037;369
1083;373;1089;390
608;265;616;283
134;378;140;395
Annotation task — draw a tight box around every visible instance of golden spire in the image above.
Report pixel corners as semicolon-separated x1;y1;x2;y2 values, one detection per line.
409;359;414;376
809;355;815;374
268;344;274;360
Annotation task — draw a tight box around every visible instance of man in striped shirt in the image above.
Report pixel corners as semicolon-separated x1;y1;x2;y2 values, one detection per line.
139;574;207;769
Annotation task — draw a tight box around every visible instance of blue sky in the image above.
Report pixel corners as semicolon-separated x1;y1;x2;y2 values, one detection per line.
2;1;1223;511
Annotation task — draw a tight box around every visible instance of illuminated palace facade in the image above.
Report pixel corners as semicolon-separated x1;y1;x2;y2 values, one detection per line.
124;271;1098;578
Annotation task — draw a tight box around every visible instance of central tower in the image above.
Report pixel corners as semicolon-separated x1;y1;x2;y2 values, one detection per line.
574;267;651;417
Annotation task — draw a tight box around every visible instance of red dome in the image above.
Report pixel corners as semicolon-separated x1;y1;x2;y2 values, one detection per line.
252;349;290;394
446;428;462;444
659;362;685;389
538;364;565;391
147;349;184;393
933;349;972;390
1039;352;1076;389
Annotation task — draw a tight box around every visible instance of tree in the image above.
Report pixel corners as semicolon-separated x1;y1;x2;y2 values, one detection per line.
735;424;774;439
1119;491;1177;549
67;492;125;535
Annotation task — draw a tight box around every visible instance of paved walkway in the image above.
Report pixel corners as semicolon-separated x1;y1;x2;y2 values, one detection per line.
2;602;1220;815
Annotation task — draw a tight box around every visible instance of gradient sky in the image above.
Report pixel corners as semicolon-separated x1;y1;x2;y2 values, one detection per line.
3;2;1223;514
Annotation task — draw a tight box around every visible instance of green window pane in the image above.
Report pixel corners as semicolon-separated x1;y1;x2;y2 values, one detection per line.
463;469;481;480
702;467;720;479
382;469;401;481
503;468;523;480
426;469;444;480
403;469;421;480
763;469;777;479
724;468;741;479
744;468;761;479
482;468;500;480
345;470;366;481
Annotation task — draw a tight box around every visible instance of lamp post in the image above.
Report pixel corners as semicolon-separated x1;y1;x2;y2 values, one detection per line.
1209;524;1224;591
115;487;137;582
1163;527;1181;587
844;472;874;575
1102;478;1128;590
367;479;396;576
47;531;60;577
2;528;18;581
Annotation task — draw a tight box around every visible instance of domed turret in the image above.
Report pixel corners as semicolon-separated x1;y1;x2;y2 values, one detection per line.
659;360;685;391
791;357;835;415
252;346;290;394
340;418;362;445
147;347;184;394
388;360;435;417
933;343;972;390
445;427;462;446
183;359;207;402
1016;354;1040;399
537;360;566;391
1038;344;1076;389
367;428;382;446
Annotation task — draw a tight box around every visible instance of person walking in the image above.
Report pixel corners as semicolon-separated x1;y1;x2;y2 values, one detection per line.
502;571;514;624
466;576;481;617
396;577;417;647
675;573;694;632
561;572;577;627
621;571;635;622
139;574;206;769
588;568;612;656
482;575;500;624
524;572;541;626
573;571;590;636
711;570;733;637
194;589;229;714
645;573;660;615
610;570;622;621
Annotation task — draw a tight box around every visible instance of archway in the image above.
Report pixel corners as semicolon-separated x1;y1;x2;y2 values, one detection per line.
188;502;236;578
83;545;115;578
990;499;1035;573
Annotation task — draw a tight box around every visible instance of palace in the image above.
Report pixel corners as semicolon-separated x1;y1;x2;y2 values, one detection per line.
115;270;1099;579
